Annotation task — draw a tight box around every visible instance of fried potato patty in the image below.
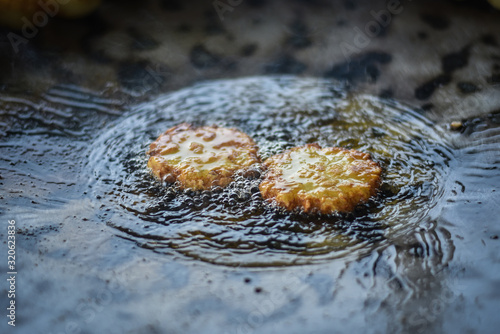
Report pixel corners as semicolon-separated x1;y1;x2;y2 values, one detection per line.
147;123;260;190
259;144;382;214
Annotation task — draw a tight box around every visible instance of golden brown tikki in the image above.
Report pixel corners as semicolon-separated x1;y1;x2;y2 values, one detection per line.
259;144;382;214
147;123;260;190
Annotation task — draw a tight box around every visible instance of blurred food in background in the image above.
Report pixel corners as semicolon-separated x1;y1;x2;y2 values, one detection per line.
0;0;101;29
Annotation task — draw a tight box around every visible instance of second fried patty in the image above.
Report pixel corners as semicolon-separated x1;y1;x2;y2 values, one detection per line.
259;143;382;214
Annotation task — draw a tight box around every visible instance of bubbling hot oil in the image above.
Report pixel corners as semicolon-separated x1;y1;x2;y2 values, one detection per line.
149;125;258;172
87;77;453;266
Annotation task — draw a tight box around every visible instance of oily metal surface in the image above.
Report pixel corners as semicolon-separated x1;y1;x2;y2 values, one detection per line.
87;76;453;267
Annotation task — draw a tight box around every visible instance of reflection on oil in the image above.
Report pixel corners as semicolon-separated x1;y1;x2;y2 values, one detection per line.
87;76;454;266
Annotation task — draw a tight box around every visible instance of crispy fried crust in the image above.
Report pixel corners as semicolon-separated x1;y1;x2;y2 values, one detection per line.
259;143;382;214
147;123;260;190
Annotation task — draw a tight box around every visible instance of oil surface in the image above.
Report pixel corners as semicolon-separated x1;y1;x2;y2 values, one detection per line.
87;77;454;266
2;76;500;334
